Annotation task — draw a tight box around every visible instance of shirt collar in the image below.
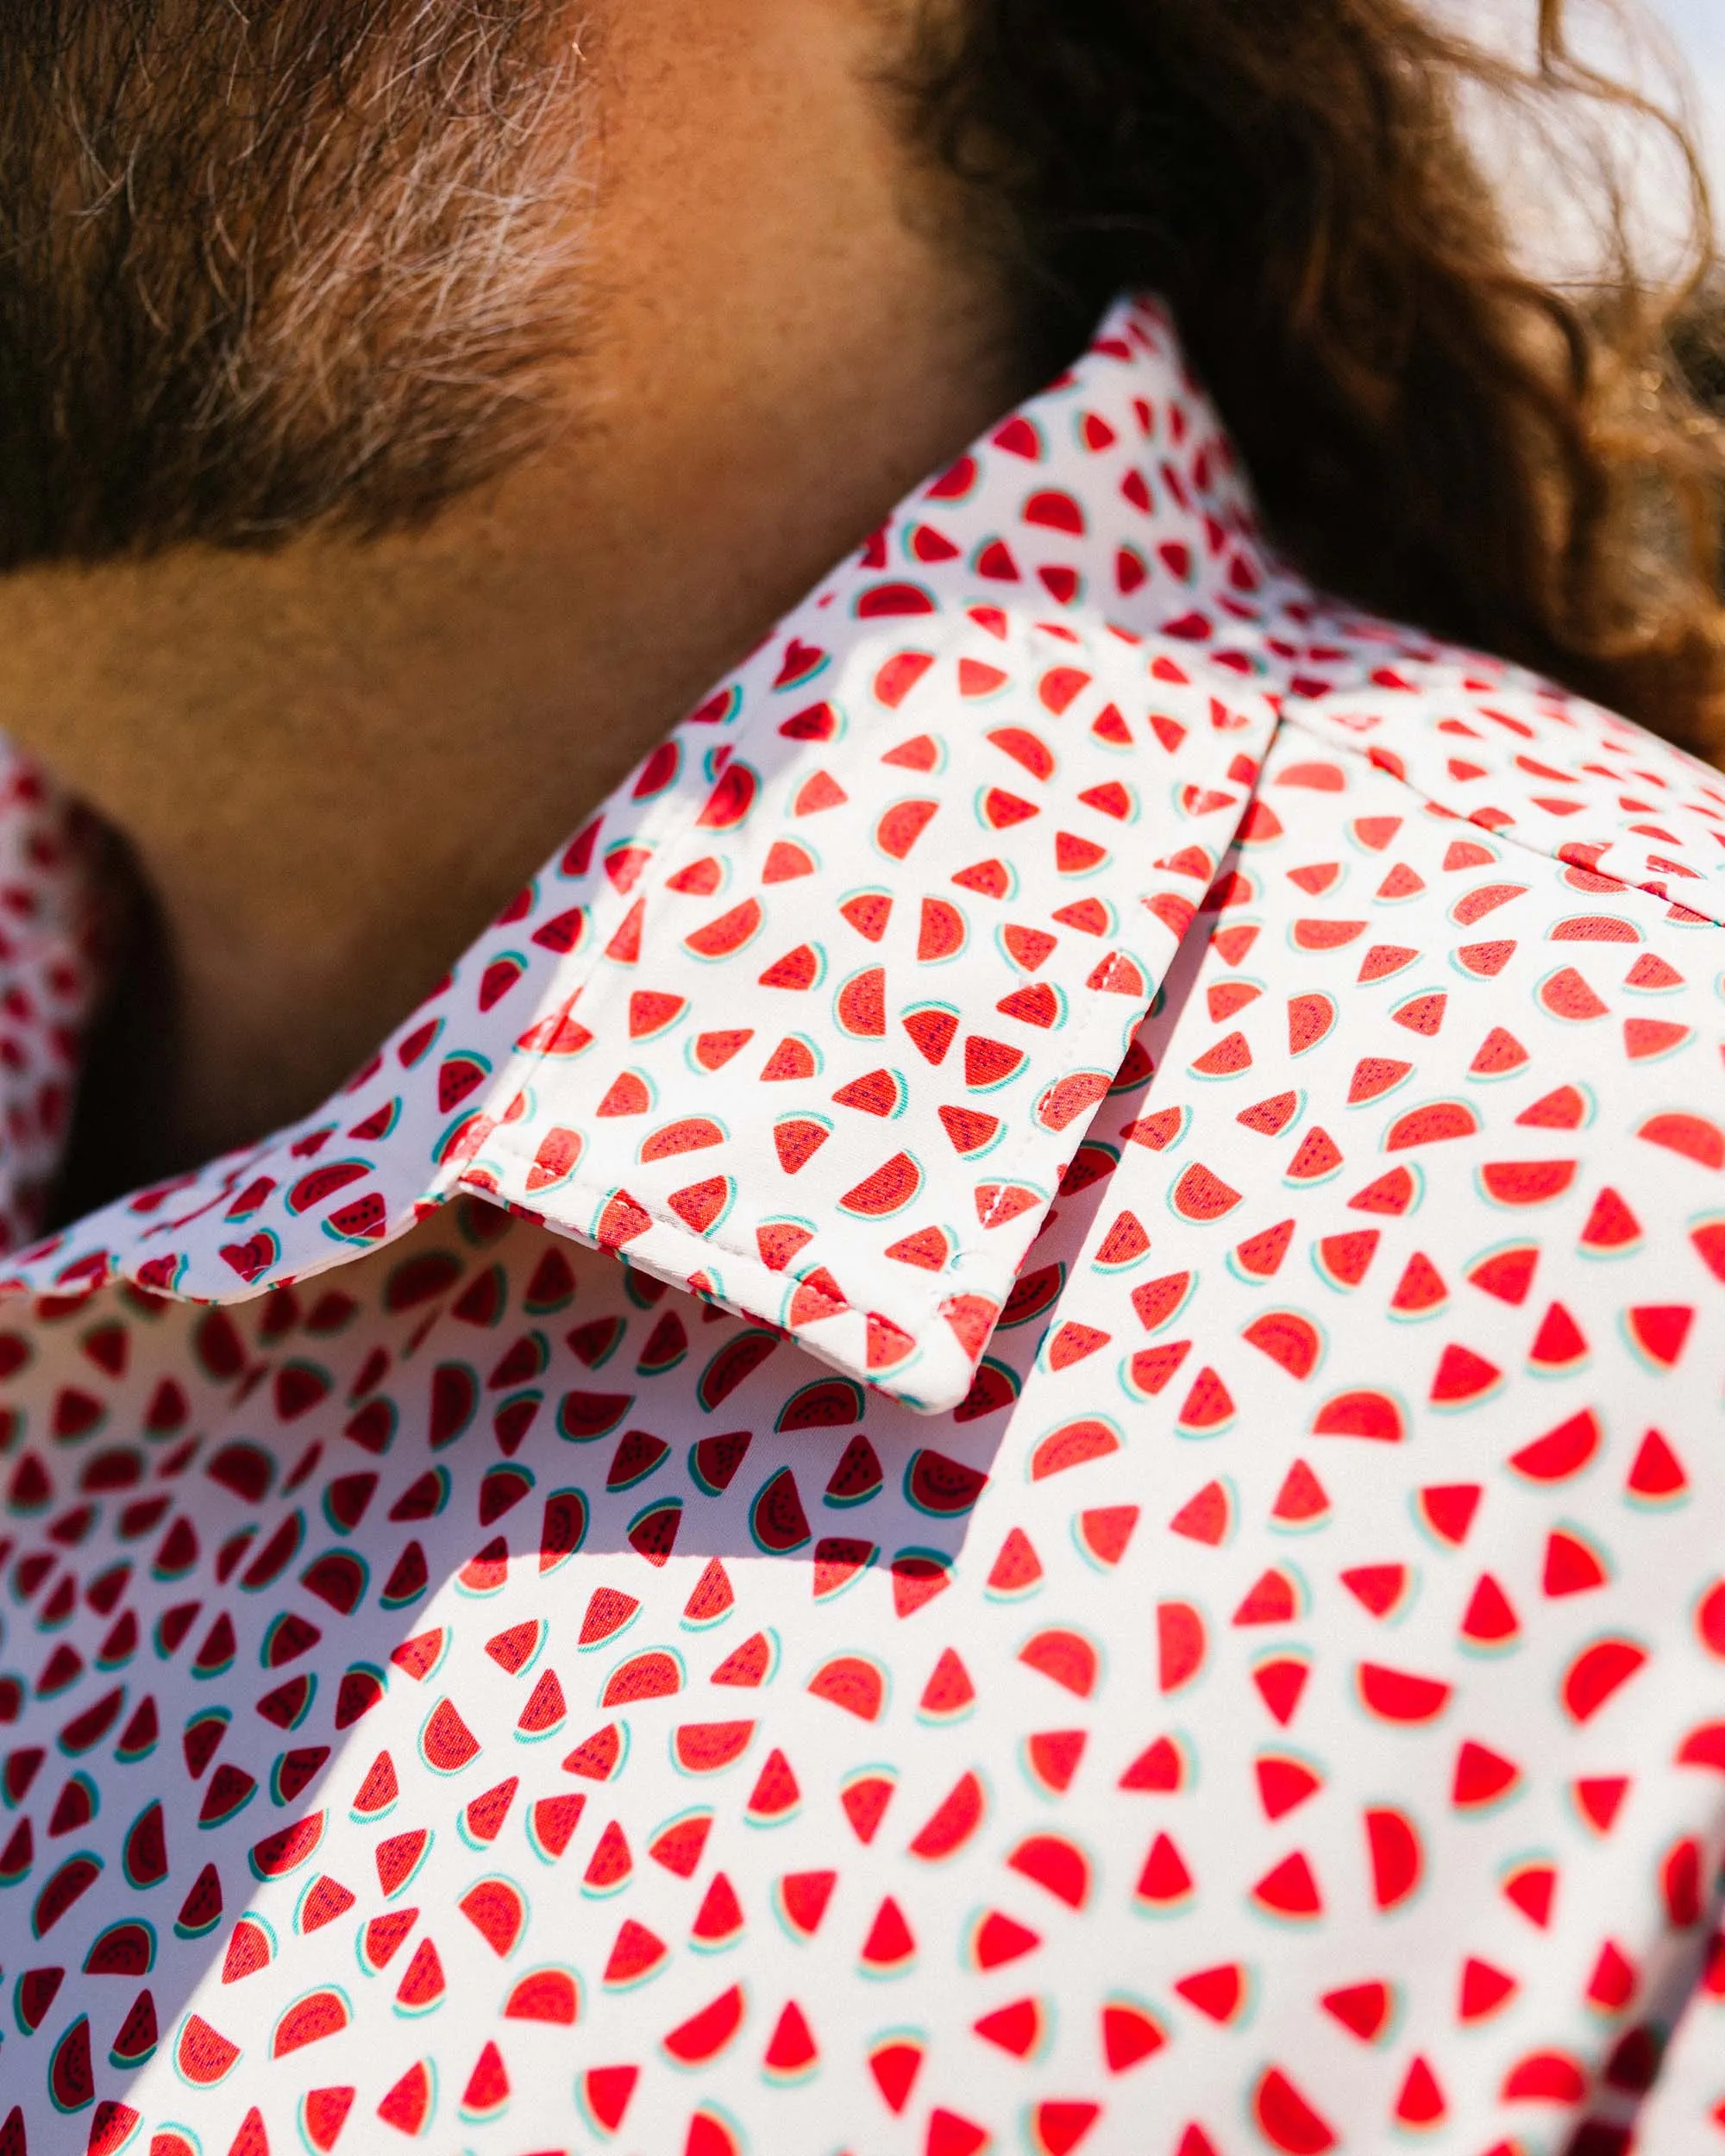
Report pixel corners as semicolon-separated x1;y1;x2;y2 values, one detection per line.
14;294;1725;1412
3;297;1295;1411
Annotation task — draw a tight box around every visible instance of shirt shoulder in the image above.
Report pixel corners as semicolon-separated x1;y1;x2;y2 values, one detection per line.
1270;599;1725;937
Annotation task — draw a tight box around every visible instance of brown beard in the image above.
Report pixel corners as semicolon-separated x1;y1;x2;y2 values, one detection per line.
0;2;588;567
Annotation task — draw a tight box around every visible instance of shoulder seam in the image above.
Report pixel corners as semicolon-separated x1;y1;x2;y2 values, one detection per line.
1275;705;1725;937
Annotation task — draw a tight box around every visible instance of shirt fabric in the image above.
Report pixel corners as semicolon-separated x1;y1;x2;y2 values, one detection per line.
1;297;1722;2156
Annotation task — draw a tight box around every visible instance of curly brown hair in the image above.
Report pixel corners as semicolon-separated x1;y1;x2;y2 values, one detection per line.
906;0;1725;756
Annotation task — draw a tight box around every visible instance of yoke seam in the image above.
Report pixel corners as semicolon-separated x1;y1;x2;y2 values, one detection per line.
1277;703;1725;937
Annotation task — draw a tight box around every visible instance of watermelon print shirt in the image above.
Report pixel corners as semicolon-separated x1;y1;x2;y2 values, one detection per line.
1;297;1723;2156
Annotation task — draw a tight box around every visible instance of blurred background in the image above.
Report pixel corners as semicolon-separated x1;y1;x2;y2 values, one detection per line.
1654;0;1722;198
1446;0;1724;283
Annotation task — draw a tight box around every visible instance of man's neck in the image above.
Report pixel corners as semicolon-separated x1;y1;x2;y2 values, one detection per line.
0;0;1030;1210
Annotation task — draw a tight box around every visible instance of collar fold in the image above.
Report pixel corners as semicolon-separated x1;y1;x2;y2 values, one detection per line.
3;298;1289;1413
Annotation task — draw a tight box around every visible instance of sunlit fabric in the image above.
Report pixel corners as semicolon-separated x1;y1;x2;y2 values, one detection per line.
1;300;1722;2154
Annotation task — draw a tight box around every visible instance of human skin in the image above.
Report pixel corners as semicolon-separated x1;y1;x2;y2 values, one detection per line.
0;0;1023;1197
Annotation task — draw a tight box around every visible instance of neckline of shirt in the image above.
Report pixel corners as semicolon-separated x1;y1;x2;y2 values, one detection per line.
6;293;1724;1419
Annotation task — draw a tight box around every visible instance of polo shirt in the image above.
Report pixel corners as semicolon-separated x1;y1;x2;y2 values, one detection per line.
1;297;1722;2156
